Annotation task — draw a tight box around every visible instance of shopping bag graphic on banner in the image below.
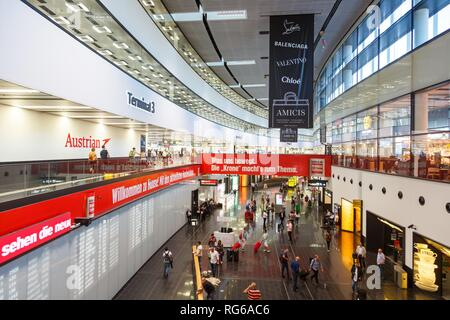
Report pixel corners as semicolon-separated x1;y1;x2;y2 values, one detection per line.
271;92;310;128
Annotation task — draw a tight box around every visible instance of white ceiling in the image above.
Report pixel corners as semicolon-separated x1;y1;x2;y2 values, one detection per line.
161;0;372;106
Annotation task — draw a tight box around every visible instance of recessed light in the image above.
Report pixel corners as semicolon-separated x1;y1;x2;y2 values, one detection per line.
93;25;112;34
113;42;129;49
142;0;155;6
97;49;113;56
77;35;95;42
52;16;70;25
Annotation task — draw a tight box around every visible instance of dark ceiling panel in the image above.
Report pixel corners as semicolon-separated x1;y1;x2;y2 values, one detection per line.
161;0;198;13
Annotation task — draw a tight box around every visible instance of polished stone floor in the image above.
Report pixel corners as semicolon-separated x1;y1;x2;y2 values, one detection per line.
114;185;437;300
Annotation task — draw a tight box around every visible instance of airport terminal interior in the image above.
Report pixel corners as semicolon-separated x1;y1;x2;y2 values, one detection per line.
0;0;449;302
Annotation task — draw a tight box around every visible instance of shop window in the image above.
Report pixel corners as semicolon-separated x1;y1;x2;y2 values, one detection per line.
379;136;411;175
357;107;378;140
379;95;411;137
356;139;378;171
412;132;450;181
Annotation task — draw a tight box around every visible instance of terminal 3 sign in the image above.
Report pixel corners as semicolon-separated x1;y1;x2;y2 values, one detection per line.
127;91;155;113
201;153;331;177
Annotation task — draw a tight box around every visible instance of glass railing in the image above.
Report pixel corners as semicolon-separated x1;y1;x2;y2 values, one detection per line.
0;155;200;203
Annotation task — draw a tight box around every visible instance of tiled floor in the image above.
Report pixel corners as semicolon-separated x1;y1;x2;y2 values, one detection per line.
114;186;438;300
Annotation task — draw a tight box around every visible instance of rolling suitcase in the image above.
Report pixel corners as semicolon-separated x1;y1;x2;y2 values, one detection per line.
253;241;262;254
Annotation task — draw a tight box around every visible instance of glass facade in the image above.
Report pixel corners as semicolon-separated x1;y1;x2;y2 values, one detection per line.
330;82;450;182
315;0;450;111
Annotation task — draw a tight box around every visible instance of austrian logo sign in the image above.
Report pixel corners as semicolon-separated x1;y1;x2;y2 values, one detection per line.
65;133;111;149
269;14;314;129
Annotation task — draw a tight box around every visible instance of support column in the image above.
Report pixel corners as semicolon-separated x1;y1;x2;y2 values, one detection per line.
414;8;429;48
413;92;429;177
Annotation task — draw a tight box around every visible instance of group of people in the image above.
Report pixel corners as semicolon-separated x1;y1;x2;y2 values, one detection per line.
280;250;325;291
350;242;386;298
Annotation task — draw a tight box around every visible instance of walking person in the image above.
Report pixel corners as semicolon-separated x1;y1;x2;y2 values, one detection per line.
162;247;173;278
291;256;301;292
208;233;217;248
351;260;362;293
309;255;324;286
377;248;386;280
243;282;262;300
280;249;290;279
287;220;294;243
186;209;192;224
209;247;220;277
216;240;224;264
262;231;270;253
356;242;367;271
325;230;332;252
279;207;286;231
88;148;97;174
262;210;268;230
194;241;203;267
100;145;109;165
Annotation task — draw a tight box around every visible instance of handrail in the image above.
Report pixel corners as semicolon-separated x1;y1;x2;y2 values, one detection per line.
192;245;203;300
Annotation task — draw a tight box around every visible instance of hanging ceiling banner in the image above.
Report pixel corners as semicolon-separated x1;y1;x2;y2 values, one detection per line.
280;128;298;142
269;14;314;128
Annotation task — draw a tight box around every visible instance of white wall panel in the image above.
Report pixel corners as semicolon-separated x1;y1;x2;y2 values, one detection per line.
0;106;140;162
0;183;196;299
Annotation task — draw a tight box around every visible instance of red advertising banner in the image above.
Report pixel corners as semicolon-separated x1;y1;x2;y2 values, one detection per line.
310;158;325;176
0;212;72;265
201;154;331;177
0;165;201;237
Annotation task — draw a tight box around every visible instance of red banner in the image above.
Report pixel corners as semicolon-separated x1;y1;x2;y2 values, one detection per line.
201;154;331;177
0;212;72;265
0;165;201;237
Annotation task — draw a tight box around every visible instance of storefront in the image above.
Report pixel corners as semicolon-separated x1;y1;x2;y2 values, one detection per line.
339;198;362;235
323;189;332;212
308;178;328;206
413;233;450;299
366;211;405;265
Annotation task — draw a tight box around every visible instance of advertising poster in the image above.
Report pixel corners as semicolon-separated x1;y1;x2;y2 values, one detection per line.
269;14;314;128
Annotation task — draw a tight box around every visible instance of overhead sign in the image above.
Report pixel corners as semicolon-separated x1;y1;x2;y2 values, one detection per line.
280;127;298;142
308;179;327;188
199;179;218;186
269;14;314;128
0;212;72;265
201;153;331;177
310;158;325;177
127;91;155;113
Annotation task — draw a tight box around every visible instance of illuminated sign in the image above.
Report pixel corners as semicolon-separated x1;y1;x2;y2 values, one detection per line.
0;213;72;265
363;115;372;130
199;179;218;186
414;243;439;292
275;193;283;205
310;158;325;177
308;179;327;187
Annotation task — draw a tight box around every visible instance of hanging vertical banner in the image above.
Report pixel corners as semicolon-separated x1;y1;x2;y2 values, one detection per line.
280;128;298;142
269;14;314;128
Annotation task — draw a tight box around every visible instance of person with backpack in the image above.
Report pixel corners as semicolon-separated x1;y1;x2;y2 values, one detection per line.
100;145;109;161
309;255;324;286
280;249;290;279
162;247;173;278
